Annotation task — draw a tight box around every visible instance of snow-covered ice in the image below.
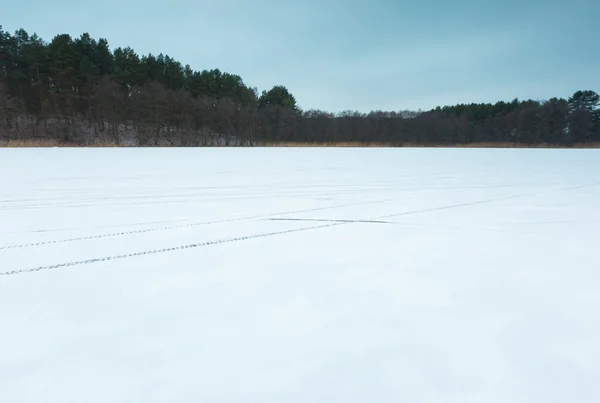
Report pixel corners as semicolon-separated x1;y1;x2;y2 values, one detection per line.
1;147;599;403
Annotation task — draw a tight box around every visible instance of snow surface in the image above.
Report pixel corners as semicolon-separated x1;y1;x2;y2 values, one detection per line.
1;147;599;403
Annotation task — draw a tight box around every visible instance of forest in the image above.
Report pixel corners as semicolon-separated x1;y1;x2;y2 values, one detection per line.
1;26;599;147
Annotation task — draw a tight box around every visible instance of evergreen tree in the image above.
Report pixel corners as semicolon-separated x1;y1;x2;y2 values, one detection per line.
258;85;298;110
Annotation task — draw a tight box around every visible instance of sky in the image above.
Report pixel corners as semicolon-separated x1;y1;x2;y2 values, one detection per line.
3;0;599;112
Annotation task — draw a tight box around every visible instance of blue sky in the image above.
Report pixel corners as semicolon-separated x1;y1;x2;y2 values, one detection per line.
3;0;599;112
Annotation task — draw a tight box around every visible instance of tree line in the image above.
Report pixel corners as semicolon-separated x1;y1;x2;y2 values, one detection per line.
1;26;599;146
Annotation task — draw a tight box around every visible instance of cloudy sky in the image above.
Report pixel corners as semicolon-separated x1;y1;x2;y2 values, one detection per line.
3;0;599;112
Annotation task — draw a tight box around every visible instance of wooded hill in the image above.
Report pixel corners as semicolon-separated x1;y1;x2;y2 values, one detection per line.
1;26;599;146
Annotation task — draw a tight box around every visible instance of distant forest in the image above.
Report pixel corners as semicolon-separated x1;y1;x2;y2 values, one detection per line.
1;26;599;146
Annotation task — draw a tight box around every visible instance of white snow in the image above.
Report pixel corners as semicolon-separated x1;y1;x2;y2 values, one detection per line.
1;147;599;403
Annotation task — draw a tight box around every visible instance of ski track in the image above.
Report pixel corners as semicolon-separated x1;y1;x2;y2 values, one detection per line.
0;189;380;211
0;196;402;250
0;222;343;276
0;179;569;248
0;179;566;207
3;180;597;276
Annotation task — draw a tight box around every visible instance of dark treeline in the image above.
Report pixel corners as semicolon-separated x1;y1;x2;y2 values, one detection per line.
1;26;599;146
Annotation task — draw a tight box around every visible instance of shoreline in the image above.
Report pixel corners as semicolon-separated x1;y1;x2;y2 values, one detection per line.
1;140;599;149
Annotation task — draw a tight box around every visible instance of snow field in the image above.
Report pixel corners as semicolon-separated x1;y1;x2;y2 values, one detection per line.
1;147;599;403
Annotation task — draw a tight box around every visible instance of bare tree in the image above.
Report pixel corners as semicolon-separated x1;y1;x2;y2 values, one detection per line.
93;76;124;144
0;83;16;139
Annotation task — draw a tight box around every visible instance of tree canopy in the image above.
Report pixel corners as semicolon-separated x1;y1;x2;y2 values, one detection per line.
258;86;298;111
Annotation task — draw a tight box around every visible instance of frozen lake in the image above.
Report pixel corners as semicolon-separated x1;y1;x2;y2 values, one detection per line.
1;147;599;403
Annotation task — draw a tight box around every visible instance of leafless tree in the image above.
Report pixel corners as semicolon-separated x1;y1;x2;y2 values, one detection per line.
0;83;16;139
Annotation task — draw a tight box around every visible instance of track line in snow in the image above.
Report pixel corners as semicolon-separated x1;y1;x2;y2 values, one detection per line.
373;182;598;220
3;218;192;235
0;179;564;210
0;194;275;211
266;218;394;224
0;222;342;276
0;187;399;211
0;184;400;205
2;181;597;276
269;217;550;236
0;196;401;250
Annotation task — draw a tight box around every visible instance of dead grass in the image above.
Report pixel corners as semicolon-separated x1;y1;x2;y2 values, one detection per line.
263;141;394;147
2;138;599;149
267;141;600;149
456;142;600;149
0;139;66;147
0;139;123;148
